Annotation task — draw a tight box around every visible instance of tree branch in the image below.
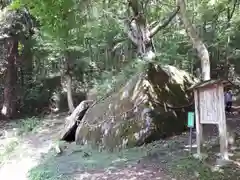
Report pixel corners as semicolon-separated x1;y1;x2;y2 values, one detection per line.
227;0;238;25
149;21;157;28
150;6;180;38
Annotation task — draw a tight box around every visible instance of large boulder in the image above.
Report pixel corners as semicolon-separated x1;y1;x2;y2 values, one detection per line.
75;63;198;150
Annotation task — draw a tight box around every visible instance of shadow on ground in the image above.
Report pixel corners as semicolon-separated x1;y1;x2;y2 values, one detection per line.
28;129;240;180
28;139;186;180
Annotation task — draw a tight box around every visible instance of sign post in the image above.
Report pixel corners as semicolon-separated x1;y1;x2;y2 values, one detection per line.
187;112;194;154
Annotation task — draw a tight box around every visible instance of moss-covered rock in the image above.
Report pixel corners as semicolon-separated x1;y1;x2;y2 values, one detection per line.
75;63;198;150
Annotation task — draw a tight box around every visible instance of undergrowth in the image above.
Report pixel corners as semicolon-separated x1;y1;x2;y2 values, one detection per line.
26;136;240;180
28;144;148;180
0;117;41;163
0;138;19;163
170;156;240;180
11;116;41;135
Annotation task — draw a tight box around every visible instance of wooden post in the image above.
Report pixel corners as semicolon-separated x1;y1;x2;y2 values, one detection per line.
218;85;229;160
194;90;203;156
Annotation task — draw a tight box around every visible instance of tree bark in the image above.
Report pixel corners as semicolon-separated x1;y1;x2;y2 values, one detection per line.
1;38;18;119
22;39;33;84
66;73;75;113
177;0;210;81
125;0;179;61
18;38;33;111
65;52;75;113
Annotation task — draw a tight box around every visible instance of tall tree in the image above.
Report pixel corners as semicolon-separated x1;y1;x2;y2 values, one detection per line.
177;0;211;81
16;0;81;113
0;7;33;118
1;37;18;119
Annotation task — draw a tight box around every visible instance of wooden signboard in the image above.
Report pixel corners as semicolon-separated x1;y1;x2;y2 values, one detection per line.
199;86;221;124
190;79;230;160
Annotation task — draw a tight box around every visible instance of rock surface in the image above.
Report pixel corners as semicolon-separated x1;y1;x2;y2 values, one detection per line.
75;63;198;150
60;100;93;142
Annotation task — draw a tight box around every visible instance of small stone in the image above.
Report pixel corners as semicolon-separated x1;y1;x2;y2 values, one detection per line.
127;164;133;168
215;158;232;167
193;153;208;160
211;166;223;173
55;144;62;154
105;166;117;173
194;171;200;177
83;152;90;158
163;143;169;147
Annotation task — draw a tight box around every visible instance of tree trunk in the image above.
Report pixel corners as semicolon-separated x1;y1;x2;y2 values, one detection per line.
22;39;33;84
65;53;75;113
66;73;74;113
18;38;33;111
125;0;179;61
177;0;210;81
1;38;18;119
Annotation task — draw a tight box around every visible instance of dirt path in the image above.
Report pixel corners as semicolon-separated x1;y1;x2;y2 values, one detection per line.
0;114;65;180
0;114;240;180
0;113;184;180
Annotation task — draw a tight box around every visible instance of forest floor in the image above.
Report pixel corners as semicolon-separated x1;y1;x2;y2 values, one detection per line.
0;113;240;180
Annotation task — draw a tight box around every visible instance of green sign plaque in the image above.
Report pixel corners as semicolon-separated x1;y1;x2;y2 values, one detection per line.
187;112;194;128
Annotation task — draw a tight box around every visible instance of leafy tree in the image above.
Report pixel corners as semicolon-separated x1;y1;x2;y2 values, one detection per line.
0;5;33;118
1;0;240;118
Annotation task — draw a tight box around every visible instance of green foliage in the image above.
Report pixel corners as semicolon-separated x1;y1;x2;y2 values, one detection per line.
15;117;41;135
4;0;240;115
0;139;19;163
170;156;239;180
21;80;55;115
28;170;59;180
9;0;22;10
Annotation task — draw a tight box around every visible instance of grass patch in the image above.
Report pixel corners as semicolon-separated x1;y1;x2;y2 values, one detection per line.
11;117;42;135
27;139;185;180
4;139;19;153
170;156;240;180
0;138;19;163
28;144;148;180
28;170;65;180
0;117;40;164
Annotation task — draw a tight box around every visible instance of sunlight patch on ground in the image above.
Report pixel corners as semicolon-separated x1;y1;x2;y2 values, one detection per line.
74;166;166;180
0;139;53;180
0;157;38;180
0;114;66;180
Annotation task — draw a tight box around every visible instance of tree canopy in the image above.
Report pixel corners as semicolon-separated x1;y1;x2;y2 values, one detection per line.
0;0;239;117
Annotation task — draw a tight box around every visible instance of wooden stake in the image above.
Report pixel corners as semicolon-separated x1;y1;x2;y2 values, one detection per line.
194;90;203;156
